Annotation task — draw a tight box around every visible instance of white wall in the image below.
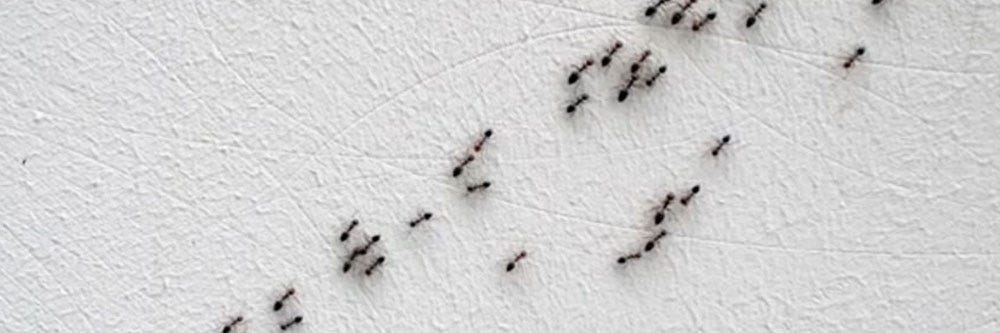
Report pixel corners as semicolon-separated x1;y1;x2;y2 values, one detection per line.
2;0;999;332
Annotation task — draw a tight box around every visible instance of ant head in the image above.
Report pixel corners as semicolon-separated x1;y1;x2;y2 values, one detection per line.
377;256;386;263
722;135;731;143
760;2;768;9
423;212;433;220
707;12;717;20
484;129;493;137
657;65;667;73
349;220;358;227
659;230;668;237
691;185;701;194
482;181;492;188
584;59;594;66
856;47;866;56
613;41;623;48
666;193;675;200
293;316;303;323
580;94;590;101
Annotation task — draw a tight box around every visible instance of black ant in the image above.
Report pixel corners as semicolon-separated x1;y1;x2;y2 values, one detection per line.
339;220;359;242
221;316;243;333
671;0;698;25
505;251;528;272
279;316;303;331
618;75;640;102
467;181;492;193
473;129;493;152
567;59;595;84
843;47;866;69
452;155;475;177
644;230;669;252
630;50;652;73
644;0;671;17
745;3;767;28
409;212;434;228
653;192;675;225
645;65;668;87
601;41;624;67
711;134;731;156
680;185;700;206
692;11;717;31
364;256;386;275
617;252;642;264
272;288;295;312
566;94;590;114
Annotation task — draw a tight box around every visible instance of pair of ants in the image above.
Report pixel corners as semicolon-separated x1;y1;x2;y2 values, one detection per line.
618;230;670;264
452;129;494;194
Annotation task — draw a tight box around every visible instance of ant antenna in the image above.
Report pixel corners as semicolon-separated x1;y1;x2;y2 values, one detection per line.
644;230;669;252
600;41;624;67
692;11;717;31
644;0;670;17
467;181;492;193
745;3;767;28
711;134;732;156
671;0;698;25
340;220;359;242
272;288;296;312
653;192;676;225
567;59;595;85
364;256;386;275
680;185;700;206
645;65;668;87
409;212;434;228
618;75;640;102
629;50;652;73
843;47;866;69
506;251;528;272
617;252;642;264
566;94;590;114
279;316;303;331
221;316;244;333
473;129;493;152
452;155;475;177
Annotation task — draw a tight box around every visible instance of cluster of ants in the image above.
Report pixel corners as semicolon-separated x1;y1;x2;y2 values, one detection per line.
452;129;495;193
564;41;669;113
618;135;732;265
219;288;304;332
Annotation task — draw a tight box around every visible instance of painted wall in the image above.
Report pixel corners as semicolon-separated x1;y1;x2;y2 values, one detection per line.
2;0;999;332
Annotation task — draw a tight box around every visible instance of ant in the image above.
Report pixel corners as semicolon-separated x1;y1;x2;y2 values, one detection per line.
680;185;700;206
644;0;671;17
221;316;243;333
617;252;642;264
745;3;767;28
692;11;717;31
473;129;494;152
653;192;676;225
671;0;698;25
452;155;475;177
409;212;434;228
645;65;668;87
600;41;624;67
467;181;492;193
843;47;866;69
279;316;303;331
630;50;652;73
567;59;595;85
339;220;359;242
364;256;386;275
272;288;295;312
566;94;589;114
644;230;669;252
506;251;528;272
711;134;731;156
618;75;640;102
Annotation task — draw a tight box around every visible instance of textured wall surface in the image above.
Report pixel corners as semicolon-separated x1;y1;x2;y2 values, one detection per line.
2;0;999;332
